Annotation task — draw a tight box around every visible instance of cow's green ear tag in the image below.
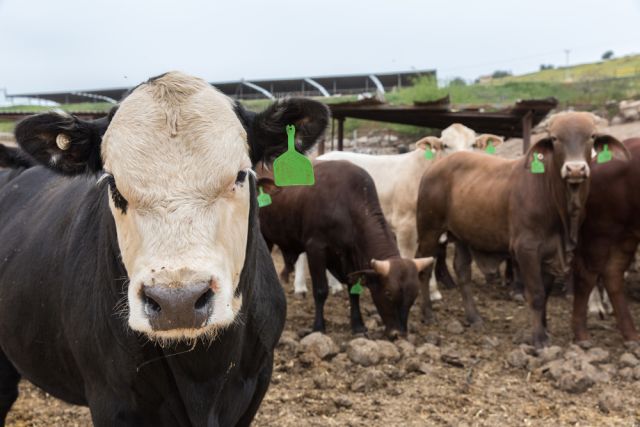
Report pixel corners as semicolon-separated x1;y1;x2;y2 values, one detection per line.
350;278;364;295
424;148;434;160
597;144;612;164
273;125;315;186
257;186;272;208
485;140;496;155
531;152;545;174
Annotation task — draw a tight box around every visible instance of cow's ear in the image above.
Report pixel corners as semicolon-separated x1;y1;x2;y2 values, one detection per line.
474;134;504;149
14;109;115;175
524;136;554;169
593;134;631;162
242;98;329;165
415;136;443;152
347;269;379;288
256;177;281;196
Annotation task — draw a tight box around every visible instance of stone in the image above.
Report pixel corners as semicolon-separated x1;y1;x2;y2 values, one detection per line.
395;339;416;357
277;330;299;352
441;347;465;368
375;340;401;362
556;370;595;394
423;331;441;346
446;319;465;334
381;364;405;380
619;352;639;368
633;365;640;380
299;332;339;360
347;338;381;366
404;357;432;375
519;344;537;356
333;396;353;409
350;368;386;392
618;367;635;381
600;363;617;377
540;359;566;381
312;371;332;389
507;348;529;369
365;318;379;331
416;343;441;361
538;346;563;363
481;336;500;349
597;390;622;414
585;347;610;364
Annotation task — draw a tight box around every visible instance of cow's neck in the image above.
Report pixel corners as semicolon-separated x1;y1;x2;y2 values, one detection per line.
354;204;401;267
544;167;590;260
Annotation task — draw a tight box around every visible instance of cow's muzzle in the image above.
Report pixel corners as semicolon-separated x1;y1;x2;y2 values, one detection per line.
561;161;590;184
142;281;214;331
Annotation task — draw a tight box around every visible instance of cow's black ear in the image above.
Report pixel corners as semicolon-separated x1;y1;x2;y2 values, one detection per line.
241;98;330;164
0;144;35;169
14;108;115;175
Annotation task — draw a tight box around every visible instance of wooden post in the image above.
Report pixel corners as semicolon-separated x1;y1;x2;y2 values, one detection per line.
522;110;533;154
337;117;345;151
330;118;335;151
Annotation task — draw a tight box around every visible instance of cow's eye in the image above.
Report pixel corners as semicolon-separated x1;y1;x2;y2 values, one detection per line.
235;170;248;185
99;173;128;213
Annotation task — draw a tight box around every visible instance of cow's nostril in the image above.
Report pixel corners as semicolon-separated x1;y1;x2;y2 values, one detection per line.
195;288;214;310
144;295;162;313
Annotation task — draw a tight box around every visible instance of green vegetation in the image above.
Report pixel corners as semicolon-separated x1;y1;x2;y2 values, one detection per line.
0;102;113;113
0;121;15;133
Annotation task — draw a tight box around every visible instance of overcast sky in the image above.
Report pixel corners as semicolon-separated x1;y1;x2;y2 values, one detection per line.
1;0;639;94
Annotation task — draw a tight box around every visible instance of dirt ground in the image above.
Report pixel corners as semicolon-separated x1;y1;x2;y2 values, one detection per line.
5;249;640;427
4;121;640;426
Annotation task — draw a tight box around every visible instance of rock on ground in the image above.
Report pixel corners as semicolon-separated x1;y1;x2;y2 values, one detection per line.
299;332;339;360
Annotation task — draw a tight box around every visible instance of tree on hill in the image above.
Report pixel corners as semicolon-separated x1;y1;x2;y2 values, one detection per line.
491;70;512;79
602;50;614;60
539;64;555;70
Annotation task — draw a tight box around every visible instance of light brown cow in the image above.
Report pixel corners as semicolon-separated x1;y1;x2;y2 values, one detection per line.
416;112;630;348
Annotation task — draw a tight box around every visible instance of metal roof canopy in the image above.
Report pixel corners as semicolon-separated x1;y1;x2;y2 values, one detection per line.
8;69;435;104
325;97;558;154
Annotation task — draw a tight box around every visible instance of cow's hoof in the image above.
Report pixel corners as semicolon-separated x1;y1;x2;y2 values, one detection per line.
421;313;437;325
293;291;307;300
532;335;550;350
430;290;443;302
468;318;484;331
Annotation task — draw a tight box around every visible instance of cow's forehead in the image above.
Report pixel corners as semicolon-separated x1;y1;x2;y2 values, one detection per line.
102;73;249;191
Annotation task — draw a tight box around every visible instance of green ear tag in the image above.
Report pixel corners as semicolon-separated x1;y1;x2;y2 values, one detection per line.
531;152;545;174
350;278;363;295
597;144;613;164
424;148;434;160
273;124;315;186
485;140;496;155
257;186;272;208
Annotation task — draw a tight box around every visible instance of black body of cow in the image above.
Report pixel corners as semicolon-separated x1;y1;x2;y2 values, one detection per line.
0;166;284;426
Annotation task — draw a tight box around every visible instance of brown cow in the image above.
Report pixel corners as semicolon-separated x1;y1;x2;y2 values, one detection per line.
416;112;630;348
258;160;432;338
572;138;640;346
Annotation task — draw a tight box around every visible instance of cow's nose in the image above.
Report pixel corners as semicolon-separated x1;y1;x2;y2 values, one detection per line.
562;161;589;182
142;281;214;331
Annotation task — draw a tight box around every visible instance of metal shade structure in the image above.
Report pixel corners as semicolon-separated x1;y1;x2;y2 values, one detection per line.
326;96;558;153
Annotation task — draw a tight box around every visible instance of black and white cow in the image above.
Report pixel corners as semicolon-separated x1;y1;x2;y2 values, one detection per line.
0;71;329;426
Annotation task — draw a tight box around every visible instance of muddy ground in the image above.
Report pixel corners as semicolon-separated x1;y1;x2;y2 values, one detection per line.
6;249;640;427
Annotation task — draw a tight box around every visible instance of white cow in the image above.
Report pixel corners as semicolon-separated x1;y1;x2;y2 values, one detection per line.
292;124;504;299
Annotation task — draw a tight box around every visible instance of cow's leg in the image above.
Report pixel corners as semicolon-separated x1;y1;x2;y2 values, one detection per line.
349;293;367;335
0;350;20;426
306;245;329;333
603;246;640;343
572;258;598;344
513;244;548;348
541;270;555;329
435;243;456;289
328;272;343;294
87;394;143;427
508;259;525;302
416;232;443;324
293;253;308;297
453;242;482;326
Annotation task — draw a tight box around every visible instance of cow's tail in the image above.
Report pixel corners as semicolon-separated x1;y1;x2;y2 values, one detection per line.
435;238;456;289
0;144;35;169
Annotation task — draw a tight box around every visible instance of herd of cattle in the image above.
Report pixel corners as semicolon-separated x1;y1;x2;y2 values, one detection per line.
0;71;638;425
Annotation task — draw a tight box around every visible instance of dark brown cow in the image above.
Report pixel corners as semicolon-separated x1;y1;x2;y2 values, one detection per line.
416;112;630;348
573;137;640;346
258;160;432;338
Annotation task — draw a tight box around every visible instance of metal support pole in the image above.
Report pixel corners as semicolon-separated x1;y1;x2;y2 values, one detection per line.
330;118;335;151
337;117;345;151
522;111;533;154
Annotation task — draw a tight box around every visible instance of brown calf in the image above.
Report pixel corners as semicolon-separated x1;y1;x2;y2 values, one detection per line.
573;138;640;345
416;112;629;348
258;160;432;338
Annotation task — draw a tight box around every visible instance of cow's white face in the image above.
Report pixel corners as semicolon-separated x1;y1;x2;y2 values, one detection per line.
101;75;251;341
440;123;476;153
